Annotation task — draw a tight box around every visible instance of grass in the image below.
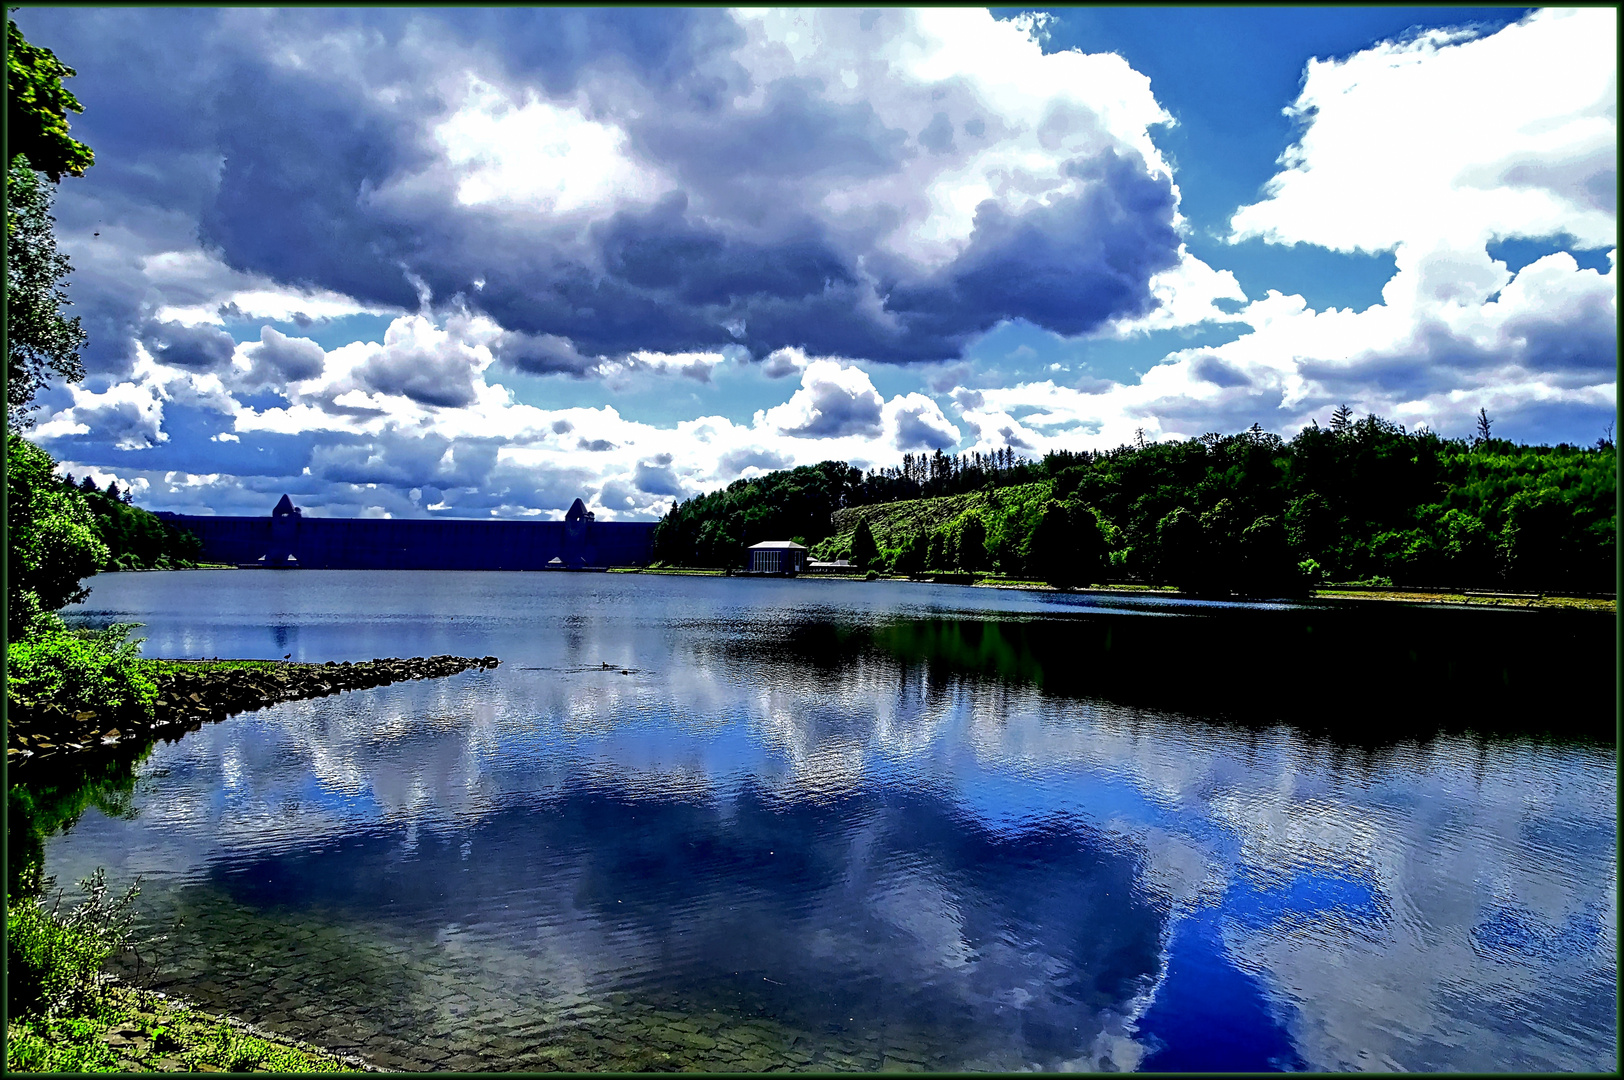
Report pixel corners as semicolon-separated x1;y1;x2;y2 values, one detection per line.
1313;587;1614;611
6;985;354;1073
141;658;300;676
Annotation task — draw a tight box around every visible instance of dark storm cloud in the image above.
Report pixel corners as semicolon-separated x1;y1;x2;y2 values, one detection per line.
1147;387;1290;436
437;7;746;101
15;7;1188;380
635;76;911;186
773;367;885;439
141;320;237;370
919;112;957;155
1504;289;1617;374
595;194;856;310
61;398;163;449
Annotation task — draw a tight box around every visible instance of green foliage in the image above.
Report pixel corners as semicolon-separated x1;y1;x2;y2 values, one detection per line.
7;432;107;637
7;870;140;1020
849;518;879;570
1155;506;1204;592
7;157;88;425
6;1014;125;1072
6;19;95;181
651;414;1614;594
81;487;202;570
7;621;160;717
6;986;351;1073
8;750;146;900
954;513;989;572
1025;500;1076;588
896;529;929;576
653;460;860;568
7;435;197;642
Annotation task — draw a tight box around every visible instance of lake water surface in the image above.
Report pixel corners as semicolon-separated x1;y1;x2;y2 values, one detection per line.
37;570;1618;1072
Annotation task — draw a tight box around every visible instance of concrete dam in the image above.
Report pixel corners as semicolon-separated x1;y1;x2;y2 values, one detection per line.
158;496;657;570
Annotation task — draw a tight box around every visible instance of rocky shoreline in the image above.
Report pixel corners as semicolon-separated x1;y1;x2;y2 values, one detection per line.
7;654;499;768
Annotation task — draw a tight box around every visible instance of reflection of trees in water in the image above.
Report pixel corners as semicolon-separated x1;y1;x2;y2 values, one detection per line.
734;608;1614;743
876;620;1046;690
9;746;154;899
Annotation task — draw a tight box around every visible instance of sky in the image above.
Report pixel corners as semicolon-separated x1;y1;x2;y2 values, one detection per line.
15;6;1617;521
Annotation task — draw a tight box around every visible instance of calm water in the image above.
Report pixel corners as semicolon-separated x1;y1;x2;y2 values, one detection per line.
36;570;1618;1072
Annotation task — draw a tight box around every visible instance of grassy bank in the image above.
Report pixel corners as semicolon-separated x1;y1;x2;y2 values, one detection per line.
7;984;361;1073
1312;587;1614;611
6;871;360;1073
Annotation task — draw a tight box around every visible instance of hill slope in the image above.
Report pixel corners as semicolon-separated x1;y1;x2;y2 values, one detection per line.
815;482;1053;560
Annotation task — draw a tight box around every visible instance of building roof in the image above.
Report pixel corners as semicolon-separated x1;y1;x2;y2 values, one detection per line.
749;540;808;550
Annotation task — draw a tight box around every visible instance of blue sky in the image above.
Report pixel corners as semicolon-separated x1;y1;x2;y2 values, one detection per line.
18;7;1616;519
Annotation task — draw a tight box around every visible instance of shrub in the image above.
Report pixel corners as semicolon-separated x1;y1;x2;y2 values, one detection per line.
7;621;158;718
8;870;141;1019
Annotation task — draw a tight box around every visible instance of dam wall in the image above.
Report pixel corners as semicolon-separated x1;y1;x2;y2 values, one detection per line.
158;496;656;570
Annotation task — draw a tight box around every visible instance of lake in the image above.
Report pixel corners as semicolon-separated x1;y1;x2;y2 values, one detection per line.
31;570;1618;1072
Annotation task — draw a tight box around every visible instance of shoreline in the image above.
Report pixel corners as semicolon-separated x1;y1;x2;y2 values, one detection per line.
625;567;1616;612
7;653;500;770
95;565;1615;612
8;653;503;1071
7;982;372;1073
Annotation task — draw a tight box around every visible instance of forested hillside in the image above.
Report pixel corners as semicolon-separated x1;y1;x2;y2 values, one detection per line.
651;414;1616;596
59;470;202;570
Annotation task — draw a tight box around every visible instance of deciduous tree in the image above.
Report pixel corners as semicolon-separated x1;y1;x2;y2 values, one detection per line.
6;18;95;181
7;159;87;425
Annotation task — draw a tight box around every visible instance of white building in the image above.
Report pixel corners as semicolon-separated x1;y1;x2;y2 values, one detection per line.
748;540;808;575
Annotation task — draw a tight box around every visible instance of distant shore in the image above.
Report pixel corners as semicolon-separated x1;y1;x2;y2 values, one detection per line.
617;566;1616;612
91;563;1616;612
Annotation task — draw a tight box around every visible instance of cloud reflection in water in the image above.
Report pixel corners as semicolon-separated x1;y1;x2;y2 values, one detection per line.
45;578;1616;1071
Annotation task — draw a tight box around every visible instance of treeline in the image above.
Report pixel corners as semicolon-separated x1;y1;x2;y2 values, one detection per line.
650;460;861;569
59;472;203;570
7;438;201;631
650;413;1617;596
